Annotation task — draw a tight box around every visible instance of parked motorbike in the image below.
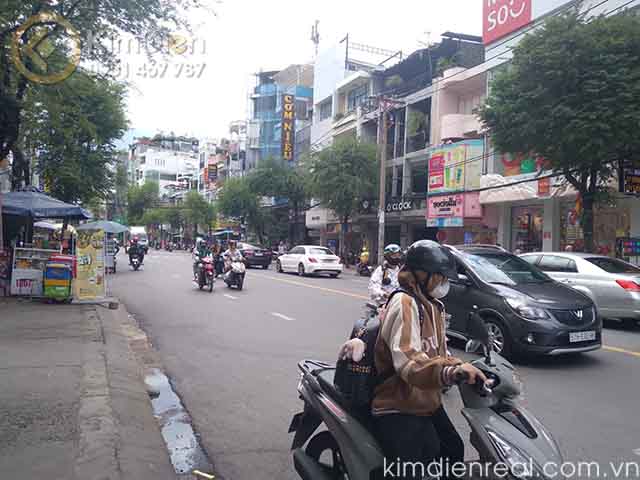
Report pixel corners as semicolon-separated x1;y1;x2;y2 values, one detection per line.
224;261;246;290
289;312;563;480
194;255;215;293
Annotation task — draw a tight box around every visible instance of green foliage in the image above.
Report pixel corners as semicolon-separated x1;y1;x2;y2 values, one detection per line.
164;206;184;231
127;181;159;225
1;0;210;186
183;191;216;233
217;177;265;242
141;208;166;227
306;137;377;223
479;10;640;251
23;71;128;203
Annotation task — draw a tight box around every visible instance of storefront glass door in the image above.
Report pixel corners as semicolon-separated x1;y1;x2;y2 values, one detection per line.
511;206;544;253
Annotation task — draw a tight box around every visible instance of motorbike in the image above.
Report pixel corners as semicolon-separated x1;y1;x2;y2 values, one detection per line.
224;260;246;291
289;311;563;480
194;255;215;292
130;253;142;271
356;261;373;277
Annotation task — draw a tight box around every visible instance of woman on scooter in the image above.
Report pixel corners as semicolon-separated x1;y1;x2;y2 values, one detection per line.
372;240;486;480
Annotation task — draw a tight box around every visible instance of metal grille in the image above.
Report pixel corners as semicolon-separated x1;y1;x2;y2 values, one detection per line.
551;307;594;326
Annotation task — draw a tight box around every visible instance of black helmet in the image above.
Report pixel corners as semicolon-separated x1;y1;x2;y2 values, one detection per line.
405;240;457;280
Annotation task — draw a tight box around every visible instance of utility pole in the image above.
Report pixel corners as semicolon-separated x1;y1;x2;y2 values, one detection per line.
376;96;403;265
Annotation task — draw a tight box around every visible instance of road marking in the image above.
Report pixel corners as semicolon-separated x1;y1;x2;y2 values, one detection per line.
193;470;215;479
224;294;238;300
602;345;640;358
261;275;368;301
633;448;640;457
271;312;295;322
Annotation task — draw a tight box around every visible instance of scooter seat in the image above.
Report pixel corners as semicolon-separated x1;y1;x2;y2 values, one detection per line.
316;368;345;405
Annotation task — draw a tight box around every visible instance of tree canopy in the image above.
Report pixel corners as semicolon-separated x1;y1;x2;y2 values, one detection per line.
479;9;640;252
217;177;265;243
127;181;159;225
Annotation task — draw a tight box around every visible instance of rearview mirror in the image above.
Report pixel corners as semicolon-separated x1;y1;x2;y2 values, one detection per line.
467;312;490;345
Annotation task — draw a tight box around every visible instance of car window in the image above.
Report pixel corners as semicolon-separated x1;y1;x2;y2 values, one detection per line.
310;247;334;255
538;256;578;273
291;247;304;255
521;255;541;265
461;252;550;285
586;257;640;274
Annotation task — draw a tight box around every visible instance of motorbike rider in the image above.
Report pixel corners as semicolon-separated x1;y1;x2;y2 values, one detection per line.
128;237;144;265
368;243;402;306
372;240;486;479
222;240;244;272
192;238;211;279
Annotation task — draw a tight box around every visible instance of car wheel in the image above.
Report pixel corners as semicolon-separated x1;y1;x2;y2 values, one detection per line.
485;318;512;358
330;273;339;278
276;260;283;273
298;263;306;277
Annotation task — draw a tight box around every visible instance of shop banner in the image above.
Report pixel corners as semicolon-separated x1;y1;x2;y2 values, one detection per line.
464;139;485;191
74;229;106;301
427;194;464;227
428;144;466;195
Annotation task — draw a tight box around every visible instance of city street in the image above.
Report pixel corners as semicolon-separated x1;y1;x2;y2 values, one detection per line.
111;249;640;480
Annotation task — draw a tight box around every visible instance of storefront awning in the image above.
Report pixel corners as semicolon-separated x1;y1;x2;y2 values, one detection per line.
479;173;576;204
1;189;91;219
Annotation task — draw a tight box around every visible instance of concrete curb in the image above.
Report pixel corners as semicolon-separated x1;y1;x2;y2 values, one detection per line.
73;304;175;480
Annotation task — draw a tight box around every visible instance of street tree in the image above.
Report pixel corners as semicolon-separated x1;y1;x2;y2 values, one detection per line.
183;191;216;238
479;10;640;252
0;0;211;187
306;137;377;258
22;71;127;203
127;181;159;225
217;177;265;244
247;157;308;243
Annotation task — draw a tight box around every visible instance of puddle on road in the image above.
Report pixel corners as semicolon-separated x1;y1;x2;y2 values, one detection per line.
145;368;212;476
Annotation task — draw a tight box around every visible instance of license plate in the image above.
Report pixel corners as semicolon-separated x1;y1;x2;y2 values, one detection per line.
569;330;596;343
255;252;263;256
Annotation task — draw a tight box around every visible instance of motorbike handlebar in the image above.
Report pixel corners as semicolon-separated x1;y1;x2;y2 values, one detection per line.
453;368;494;396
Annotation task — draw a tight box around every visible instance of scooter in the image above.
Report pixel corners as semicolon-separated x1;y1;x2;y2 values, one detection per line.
224;260;246;291
356;262;373;277
289;312;563;480
194;255;215;293
130;254;142;271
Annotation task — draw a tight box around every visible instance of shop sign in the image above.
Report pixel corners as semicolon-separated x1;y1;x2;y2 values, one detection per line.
208;164;218;183
428;143;466;195
282;94;296;161
74;229;106;301
483;0;532;45
538;177;551;197
464;192;483;218
427;194;464;227
622;161;640;195
386;199;414;213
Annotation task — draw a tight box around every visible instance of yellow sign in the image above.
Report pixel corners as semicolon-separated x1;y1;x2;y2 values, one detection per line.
282;94;296;161
11;12;81;85
74;229;106;300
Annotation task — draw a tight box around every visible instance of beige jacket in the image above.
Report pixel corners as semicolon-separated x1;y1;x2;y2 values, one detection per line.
372;292;461;416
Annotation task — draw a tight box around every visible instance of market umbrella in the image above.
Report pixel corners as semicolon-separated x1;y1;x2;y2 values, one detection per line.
34;221;58;230
76;220;128;234
1;189;91;219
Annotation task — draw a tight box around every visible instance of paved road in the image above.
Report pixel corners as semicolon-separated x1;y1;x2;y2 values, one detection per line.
111;249;640;480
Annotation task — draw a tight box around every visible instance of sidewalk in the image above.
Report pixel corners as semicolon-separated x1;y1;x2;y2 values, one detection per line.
0;298;175;480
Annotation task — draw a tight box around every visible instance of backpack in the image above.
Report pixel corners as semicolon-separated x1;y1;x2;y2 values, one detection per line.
333;290;423;411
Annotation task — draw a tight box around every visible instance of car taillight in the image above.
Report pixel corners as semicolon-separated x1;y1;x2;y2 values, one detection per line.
308;257;318;263
244;250;253;256
616;279;640;292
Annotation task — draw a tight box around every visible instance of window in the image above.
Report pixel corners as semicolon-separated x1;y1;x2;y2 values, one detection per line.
295;100;309;120
319;99;332;121
586;257;640;274
521;255;542;265
538;256;578;273
291;247;305;254
462;252;551;285
310;247;334;256
347;84;368;112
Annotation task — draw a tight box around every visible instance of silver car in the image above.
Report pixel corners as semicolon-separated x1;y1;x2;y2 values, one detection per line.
520;252;640;325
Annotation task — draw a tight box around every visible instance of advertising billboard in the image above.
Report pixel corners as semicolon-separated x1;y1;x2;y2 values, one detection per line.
282;94;296;161
483;0;533;44
427;194;465;227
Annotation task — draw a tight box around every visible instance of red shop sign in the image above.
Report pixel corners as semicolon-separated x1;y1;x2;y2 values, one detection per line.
483;0;532;45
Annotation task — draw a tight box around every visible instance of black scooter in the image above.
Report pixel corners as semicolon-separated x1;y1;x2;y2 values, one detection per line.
289;312;563;479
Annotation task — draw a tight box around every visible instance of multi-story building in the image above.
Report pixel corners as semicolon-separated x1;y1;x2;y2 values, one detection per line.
307;32;487;256
477;0;640;256
246;65;314;170
129;135;199;200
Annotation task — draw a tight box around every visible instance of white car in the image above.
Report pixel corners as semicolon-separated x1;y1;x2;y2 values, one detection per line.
276;245;343;277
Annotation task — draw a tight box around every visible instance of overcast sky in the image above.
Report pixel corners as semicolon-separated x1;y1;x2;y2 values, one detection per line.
121;0;482;141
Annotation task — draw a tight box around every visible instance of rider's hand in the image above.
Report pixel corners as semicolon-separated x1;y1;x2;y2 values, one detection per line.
454;363;487;385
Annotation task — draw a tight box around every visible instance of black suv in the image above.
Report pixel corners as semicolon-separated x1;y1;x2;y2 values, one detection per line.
443;246;602;357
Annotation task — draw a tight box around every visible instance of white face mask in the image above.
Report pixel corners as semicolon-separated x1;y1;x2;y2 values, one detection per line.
430;280;450;299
